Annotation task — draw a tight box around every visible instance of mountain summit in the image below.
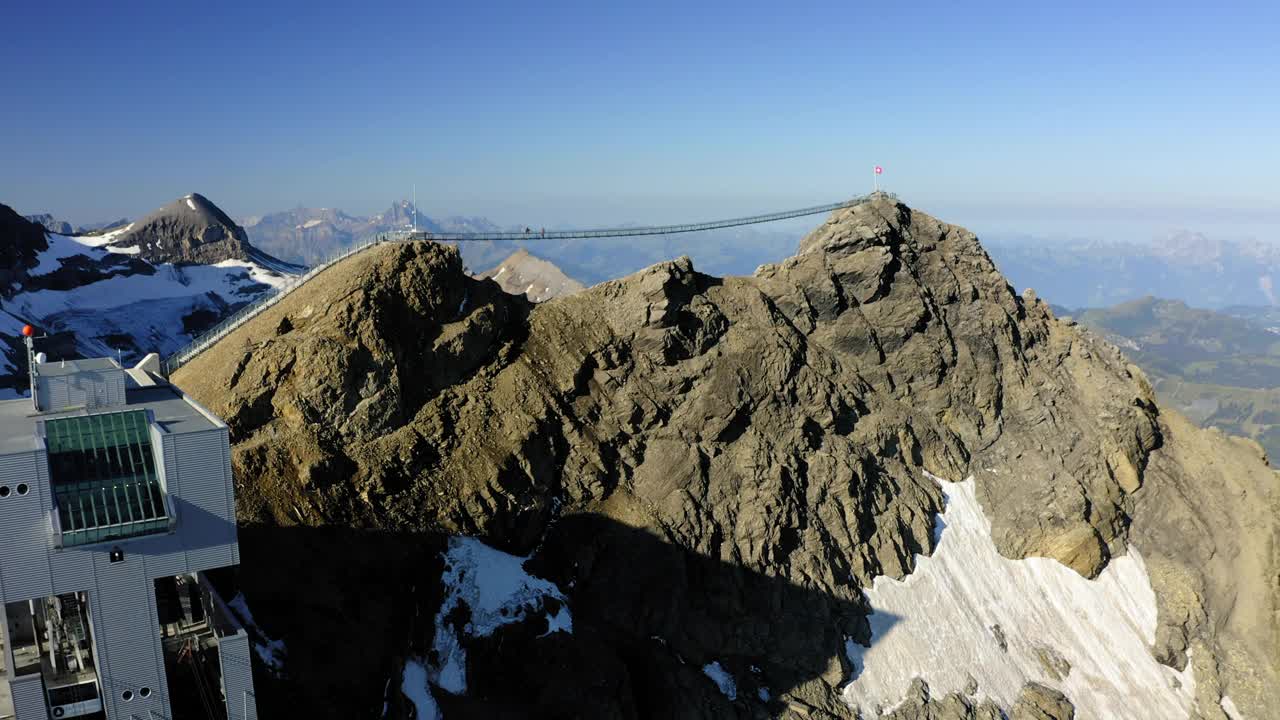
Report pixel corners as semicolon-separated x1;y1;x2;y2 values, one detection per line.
477;248;586;302
172;195;1279;719
116;192;256;265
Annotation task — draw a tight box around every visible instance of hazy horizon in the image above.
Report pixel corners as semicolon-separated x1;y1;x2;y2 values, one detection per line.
4;1;1277;244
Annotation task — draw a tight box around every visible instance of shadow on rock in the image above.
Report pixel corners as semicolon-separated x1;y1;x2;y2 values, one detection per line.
234;515;901;720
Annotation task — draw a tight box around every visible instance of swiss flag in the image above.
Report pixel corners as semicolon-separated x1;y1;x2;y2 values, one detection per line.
874;165;883;175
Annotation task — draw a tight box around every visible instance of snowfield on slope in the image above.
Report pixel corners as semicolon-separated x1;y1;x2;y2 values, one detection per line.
842;475;1198;720
3;232;294;368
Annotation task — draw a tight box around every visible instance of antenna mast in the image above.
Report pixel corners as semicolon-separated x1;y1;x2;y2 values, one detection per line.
22;324;38;411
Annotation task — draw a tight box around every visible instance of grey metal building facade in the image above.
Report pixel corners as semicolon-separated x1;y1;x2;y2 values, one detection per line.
0;353;258;720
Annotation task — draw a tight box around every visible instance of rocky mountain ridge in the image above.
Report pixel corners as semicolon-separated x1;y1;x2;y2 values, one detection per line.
115;192;271;266
22;213;129;235
172;195;1279;719
22;213;74;235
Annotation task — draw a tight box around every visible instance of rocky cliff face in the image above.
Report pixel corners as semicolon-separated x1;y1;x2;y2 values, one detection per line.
173;195;1280;719
1;203;51;291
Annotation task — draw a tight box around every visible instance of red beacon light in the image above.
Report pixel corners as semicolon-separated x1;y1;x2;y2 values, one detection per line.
21;324;34;337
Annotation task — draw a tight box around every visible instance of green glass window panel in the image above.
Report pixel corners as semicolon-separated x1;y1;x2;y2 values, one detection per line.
45;410;169;547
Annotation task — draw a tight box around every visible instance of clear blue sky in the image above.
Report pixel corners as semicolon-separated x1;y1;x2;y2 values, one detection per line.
2;0;1276;240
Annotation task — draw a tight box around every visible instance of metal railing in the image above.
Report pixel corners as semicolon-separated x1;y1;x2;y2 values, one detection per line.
162;232;403;374
162;194;878;374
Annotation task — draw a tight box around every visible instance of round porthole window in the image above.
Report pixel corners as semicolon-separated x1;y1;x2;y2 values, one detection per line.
122;690;134;702
0;486;9;498
140;687;152;699
16;483;28;496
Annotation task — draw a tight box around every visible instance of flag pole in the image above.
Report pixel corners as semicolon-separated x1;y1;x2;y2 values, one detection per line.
874;166;879;193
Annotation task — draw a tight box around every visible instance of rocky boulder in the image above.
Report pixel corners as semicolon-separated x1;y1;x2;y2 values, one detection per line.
1010;683;1074;720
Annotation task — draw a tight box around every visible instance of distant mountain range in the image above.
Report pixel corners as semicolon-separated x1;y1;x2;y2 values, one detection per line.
242;199;807;288
240;201;504;266
986;230;1280;309
24;212;130;235
0;194;298;398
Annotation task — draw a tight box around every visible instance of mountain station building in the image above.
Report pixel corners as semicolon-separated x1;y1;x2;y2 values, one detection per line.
0;349;257;720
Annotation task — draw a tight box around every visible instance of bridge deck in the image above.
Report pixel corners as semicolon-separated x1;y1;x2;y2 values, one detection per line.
405;197;869;242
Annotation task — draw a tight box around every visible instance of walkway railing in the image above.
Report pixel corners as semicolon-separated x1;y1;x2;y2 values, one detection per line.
162;194;877;375
405;196;874;242
162;233;403;375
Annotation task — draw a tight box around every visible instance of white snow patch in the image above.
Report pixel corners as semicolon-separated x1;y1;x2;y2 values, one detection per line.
702;661;737;701
1221;695;1246;720
302;219;324;228
214;259;291;290
31;234;94;275
429;536;572;695
493;266;506;278
10;262;279;321
227;593;288;673
541;605;573;637
843;475;1196;720
30;231;142;278
74;223;134;248
12;248;297;362
401;659;440;720
186;198;198;211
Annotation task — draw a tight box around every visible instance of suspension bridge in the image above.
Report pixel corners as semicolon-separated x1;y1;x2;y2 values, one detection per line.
162;193;883;374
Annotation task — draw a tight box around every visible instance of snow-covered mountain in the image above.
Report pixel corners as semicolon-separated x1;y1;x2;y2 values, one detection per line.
113;192;291;267
0;197;299;399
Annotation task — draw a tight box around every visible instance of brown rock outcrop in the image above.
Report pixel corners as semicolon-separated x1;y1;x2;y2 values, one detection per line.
174;194;1280;719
